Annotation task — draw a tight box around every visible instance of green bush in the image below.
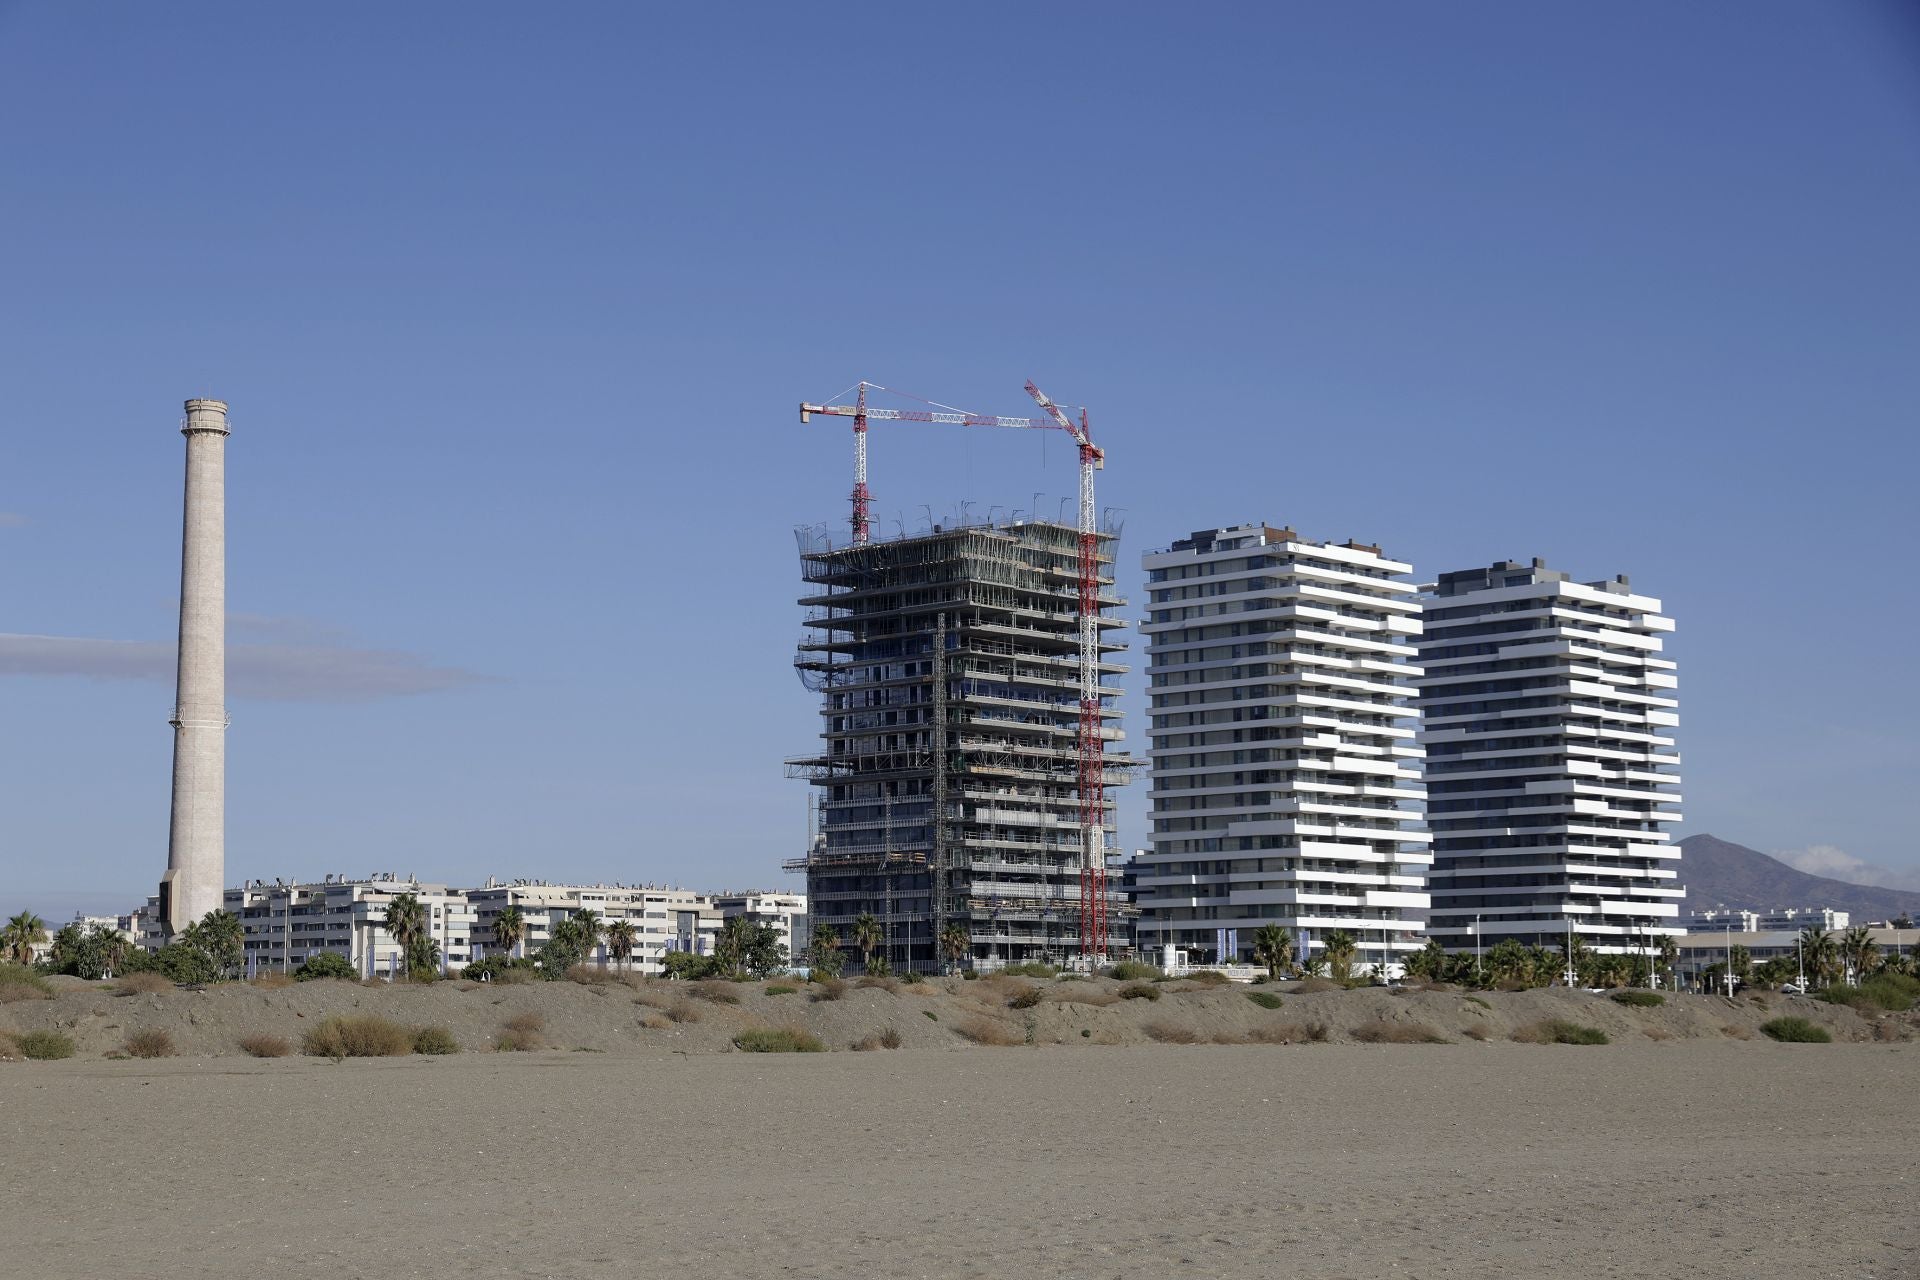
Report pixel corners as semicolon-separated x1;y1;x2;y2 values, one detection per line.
1462;995;1491;1010
734;1026;826;1053
1761;1016;1832;1043
998;962;1058;978
922;1009;938;1021
1244;991;1284;1010
1106;961;1163;981
902;972;924;984
1118;983;1161;1001
294;952;357;981
765;983;798;996
1610;990;1665;1008
303;1014;412;1059
1513;1019;1609;1045
1185;970;1231;986
1864;973;1920;1012
411;1026;459;1055
0;963;54;1002
17;1030;75;1060
1824;975;1917;1014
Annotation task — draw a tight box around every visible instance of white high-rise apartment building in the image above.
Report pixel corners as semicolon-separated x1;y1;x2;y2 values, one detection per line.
1133;525;1430;976
1417;560;1684;957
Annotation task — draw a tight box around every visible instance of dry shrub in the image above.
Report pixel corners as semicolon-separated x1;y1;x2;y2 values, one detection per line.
15;1030;74;1059
810;977;847;1003
1512;1019;1609;1046
1005;985;1043;1009
1461;1025;1491;1041
124;1028;176;1058
1210;1031;1251;1045
1643;1027;1675;1041
1293;977;1342;994
495;1025;543;1052
238;1033;291;1058
1720;1023;1754;1041
114;973;172;996
1046;986;1117;1007
411;1026;459;1055
638;1012;671;1030
855;975;900;993
359;977;388;988
1249;1022;1328;1045
1118;983;1162;1002
901;982;939;996
692;981;742;1004
1351;1022;1449;1045
0;1030;20;1059
503;1010;545;1034
1870;1019;1909;1043
955;1017;1024;1047
1144;1022;1203;1044
0;964;54;1002
665;1000;702;1023
853;1027;905;1051
1185;970;1231;986
249;973;296;990
566;964;623;985
304;1014;412;1058
631;989;672;1010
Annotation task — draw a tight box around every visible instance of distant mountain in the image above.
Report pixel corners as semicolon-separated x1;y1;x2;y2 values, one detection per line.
1679;834;1920;923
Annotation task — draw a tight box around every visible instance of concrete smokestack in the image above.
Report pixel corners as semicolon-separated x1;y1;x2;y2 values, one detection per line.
159;398;229;937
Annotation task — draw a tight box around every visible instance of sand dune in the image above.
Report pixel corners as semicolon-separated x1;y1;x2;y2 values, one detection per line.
3;1041;1914;1279
4;975;1916;1278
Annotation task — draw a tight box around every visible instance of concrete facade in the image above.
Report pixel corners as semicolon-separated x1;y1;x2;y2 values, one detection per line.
226;876;476;977
159;398;229;937
787;519;1134;972
1132;525;1432;976
1417;560;1684;956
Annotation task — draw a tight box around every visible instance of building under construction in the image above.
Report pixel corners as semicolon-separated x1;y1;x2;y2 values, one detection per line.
786;518;1133;971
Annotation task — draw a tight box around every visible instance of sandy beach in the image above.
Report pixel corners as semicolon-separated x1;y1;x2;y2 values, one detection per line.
4;992;1914;1279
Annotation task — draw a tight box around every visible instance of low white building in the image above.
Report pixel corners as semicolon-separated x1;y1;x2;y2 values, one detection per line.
712;890;809;963
1686;906;1848;934
226;876;476;978
464;881;721;975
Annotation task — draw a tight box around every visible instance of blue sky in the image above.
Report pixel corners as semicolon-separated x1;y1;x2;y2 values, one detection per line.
4;2;1918;919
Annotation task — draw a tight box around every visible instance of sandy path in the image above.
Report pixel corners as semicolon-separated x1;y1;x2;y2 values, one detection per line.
5;1042;1914;1279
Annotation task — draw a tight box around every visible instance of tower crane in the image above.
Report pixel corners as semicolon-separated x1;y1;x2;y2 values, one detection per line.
797;382;1116;963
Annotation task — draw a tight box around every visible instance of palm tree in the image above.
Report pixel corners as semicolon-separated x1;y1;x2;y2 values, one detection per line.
809;923;845;977
1729;944;1753;984
603;919;638;972
1251;924;1294;980
384;893;427;980
1799;927;1839;988
1840;925;1879;984
572;909;603;965
198;909;245;980
1403;936;1447;982
1561;933;1591;986
940;922;969;975
3;911;48;965
492;905;525;959
1322;930;1357;983
1657;935;1680;989
851;912;883;973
